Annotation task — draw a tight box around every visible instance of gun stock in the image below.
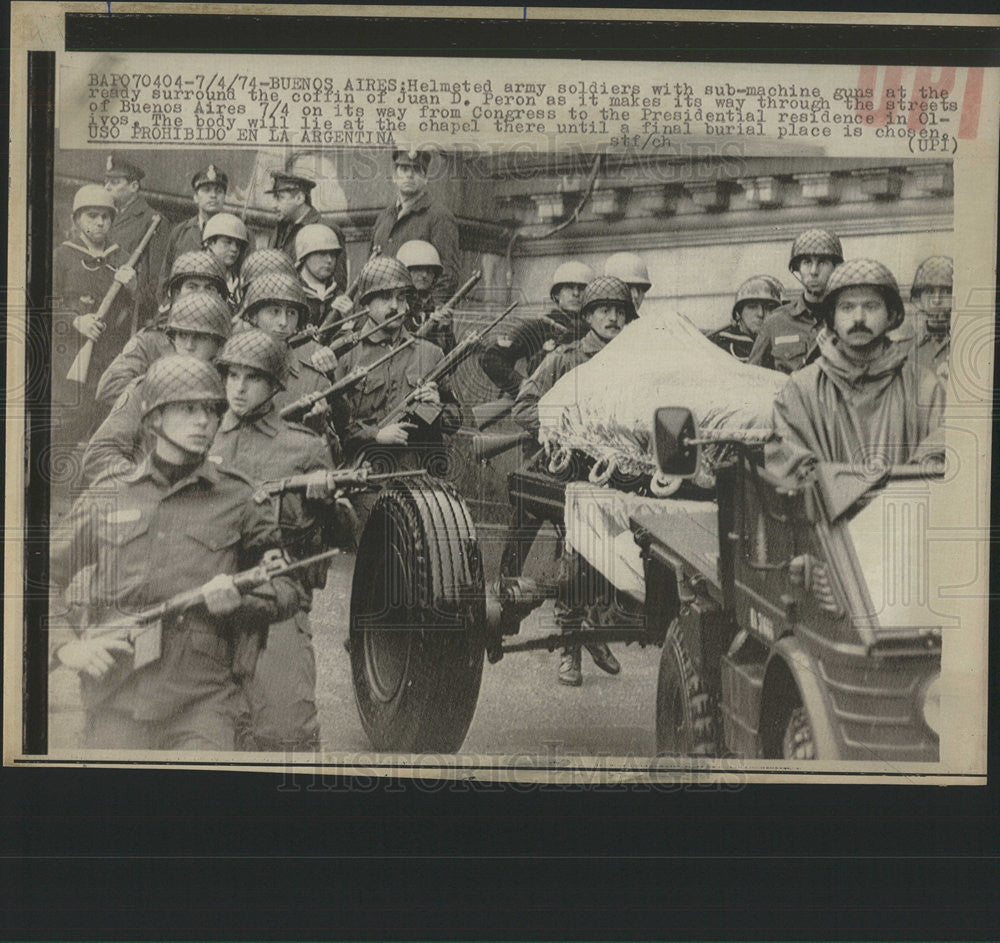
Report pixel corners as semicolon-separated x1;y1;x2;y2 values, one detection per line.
414;269;482;339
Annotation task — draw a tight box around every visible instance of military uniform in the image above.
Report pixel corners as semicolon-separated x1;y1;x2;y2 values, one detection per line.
910;322;951;384
96;327;174;407
270;205;348;294
299;271;344;329
108;193;162;325
50;453;299;750
747;296;822;374
708;327;754;362
158;216;211;302
405;289;457;353
82;375;150;484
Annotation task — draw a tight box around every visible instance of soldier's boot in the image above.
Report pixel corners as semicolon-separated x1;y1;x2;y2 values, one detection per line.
558;646;582;687
585;641;621;676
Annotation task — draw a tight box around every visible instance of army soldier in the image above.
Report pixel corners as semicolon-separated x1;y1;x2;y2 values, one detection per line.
266;172;348;293
294;224;345;329
211;329;335;752
157;163;228;303
369;148;459;306
53;185;138;445
512;277;634;686
749;229;844;373
710;275;784;361
240;248;298;299
767;260;945;483
907;255;953;383
603;252;652;314
103;155;162;327
83;292;232;484
51;355;300;751
481;260;594;400
396;239;456;352
202;212;251;305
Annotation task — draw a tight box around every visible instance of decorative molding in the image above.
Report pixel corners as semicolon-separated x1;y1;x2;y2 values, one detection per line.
589;187;627;220
794;171;842;204
853;167;904;201
907;162;953;196
685;180;734;213
531;192;567;224
738;175;786;208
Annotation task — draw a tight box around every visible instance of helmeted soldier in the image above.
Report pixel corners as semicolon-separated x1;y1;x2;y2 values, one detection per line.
294;223;345;329
157;163;229;303
202;212;250;305
767;259;945;483
369;147;459;307
710;275;784;361
84;292;232;484
211;328;336;752
240;247;298;292
51;354;300;751
395;239;457;352
603;252;652;313
512;276;633;687
907;255;953;383
53;185;140;445
480;260;595;400
749;228;844;373
266;171;348;293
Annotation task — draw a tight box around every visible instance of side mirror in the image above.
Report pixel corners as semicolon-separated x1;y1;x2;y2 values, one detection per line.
653;407;699;478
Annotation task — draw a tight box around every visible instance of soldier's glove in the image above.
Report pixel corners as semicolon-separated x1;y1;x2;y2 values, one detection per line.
302;399;332;436
310;344;339;375
331;294;354;316
304;470;333;501
412;382;440;405
202;574;242;616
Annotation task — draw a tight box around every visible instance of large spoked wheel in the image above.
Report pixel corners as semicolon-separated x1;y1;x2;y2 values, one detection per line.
655;619;718;756
349;479;485;753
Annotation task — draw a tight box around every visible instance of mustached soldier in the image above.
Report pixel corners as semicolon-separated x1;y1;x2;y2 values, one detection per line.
749;229;844;373
51;355;299;751
211;329;335;753
908;255;953;384
480;260;594;400
710;275;784;362
83;292;232;485
396;239;457;353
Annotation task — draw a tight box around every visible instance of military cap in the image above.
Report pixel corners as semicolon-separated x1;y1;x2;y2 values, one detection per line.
166;292;233;341
217;327;289;390
355;255;414;305
732;275;783;321
240;248;297;287
789;229;843;271
392;147;431;172
140;354;226;419
191;163;228;191
167;250;229;296
580;275;637;323
265;171;317;195
911;255;954;299
103;155;145;182
241;271;309;320
819;258;905;329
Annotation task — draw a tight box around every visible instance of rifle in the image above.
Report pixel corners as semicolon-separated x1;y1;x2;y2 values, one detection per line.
124;548;340;669
255;465;426;502
379;301;519;430
414;268;482;340
66;215;162;385
290;310;405;356
278;336;416;422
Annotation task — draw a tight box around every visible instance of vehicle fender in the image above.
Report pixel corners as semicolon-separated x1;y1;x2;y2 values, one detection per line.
761;636;841;760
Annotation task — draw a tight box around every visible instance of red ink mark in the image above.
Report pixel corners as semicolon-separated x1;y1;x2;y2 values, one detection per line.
958;67;984;140
869;66;906;129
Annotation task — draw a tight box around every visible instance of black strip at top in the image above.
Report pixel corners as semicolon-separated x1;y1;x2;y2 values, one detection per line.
66;13;1000;66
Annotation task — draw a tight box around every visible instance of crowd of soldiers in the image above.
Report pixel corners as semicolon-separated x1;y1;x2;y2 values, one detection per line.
48;145;954;746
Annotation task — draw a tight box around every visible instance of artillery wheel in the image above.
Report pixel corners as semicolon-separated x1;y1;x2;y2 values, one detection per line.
780;704;817;761
655;619;718;756
349;479;485;753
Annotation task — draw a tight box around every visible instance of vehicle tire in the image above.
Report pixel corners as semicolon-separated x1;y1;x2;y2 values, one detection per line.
655;619;717;756
780;704;817;760
349;478;485;753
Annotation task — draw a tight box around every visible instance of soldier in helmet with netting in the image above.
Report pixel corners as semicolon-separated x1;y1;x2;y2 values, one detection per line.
202;212;251;305
749;228;844;373
50;354;300;751
396;239;457;353
907;255;953;383
603;252;652;315
293;223;345;329
210;328;338;753
767;259;945;483
83;292;233;485
480;260;595;400
710;275;785;361
153;249;231;325
240;248;298;295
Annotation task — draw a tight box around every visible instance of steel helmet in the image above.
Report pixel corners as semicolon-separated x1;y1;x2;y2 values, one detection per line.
910;255;954;299
732;275;784;321
819;258;905;329
240;271;309;322
294;224;342;267
216;327;289;390
202;212;250;247
355;256;414;306
579;275;637;323
72;184;117;219
550;260;595;300
240;248;297;286
167;250;228;297
602;252;651;290
166;292;233;342
140;354;225;419
396;240;442;273
789;229;844;272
